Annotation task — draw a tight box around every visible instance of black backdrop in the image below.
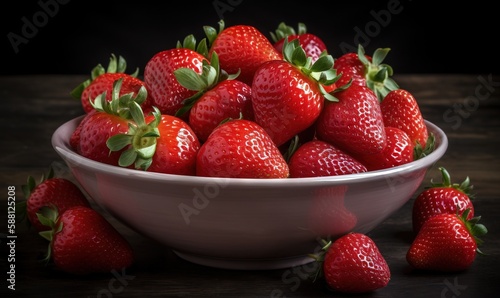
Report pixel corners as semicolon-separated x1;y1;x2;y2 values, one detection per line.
2;0;498;75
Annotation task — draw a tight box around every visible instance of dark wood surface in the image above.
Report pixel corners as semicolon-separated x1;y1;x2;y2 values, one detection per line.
1;74;499;297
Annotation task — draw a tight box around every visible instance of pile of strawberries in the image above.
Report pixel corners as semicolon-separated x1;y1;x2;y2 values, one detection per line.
16;20;488;294
69;20;434;179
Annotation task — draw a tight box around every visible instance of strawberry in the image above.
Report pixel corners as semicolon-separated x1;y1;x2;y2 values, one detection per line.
355;126;414;171
205;20;282;86
252;39;340;147
315;84;387;157
37;206;134;275
196;118;289;178
270;22;328;62
335;44;399;100
412;167;474;234
173;52;254;142
288;139;367;178
144;46;208;116
406;209;487;272
71;54;153;114
380;88;429;149
319;233;391;293
18;166;90;232
107;106;200;175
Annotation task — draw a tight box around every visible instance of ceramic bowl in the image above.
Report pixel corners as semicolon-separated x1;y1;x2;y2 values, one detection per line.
51;116;448;270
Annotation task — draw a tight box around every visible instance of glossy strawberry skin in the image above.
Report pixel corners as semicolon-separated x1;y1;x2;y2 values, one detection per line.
26;178;90;232
209;25;282;85
406;213;477;272
196;119;289;178
288;140;367;178
80;73;153;114
334;52;371;88
51;206;134;275
252;60;324;147
144;48;207;116
323;233;391;293
74;112;130;166
316;84;386;156
412;186;474;234
188;79;254;142
356;126;414;171
145;114;200;175
381;89;428;148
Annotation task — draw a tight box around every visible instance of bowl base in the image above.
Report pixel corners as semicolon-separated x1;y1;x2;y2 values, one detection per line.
173;250;316;270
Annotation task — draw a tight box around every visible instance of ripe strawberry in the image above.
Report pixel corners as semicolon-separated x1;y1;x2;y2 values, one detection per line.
71;54;153;114
270;22;328;62
406;209;487;272
37;206;134;275
196;118;289;178
321;233;391;293
18;167;90;232
144;47;208;116
335;44;399;100
380;88;429;149
315;84;387;156
412;167;474;234
252;39;339;147
355;126;414;171
288;139;367;178
107;106;200;175
173;52;254;142
205;20;282;85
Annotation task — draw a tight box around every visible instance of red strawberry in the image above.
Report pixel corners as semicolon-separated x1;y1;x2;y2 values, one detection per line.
335;44;399;100
355;126;414;171
252;39;339;147
288;139;367;178
75;79;145;166
381;88;429;149
71;54;153;114
412;167;474;234
18;167;90;232
196;118;289;178
107;106;200;175
205;20;282;86
270;22;328;62
406;209;487;272
173;52;254;142
38;206;134;275
316;84;387;156
144;47;208;116
321;233;391;293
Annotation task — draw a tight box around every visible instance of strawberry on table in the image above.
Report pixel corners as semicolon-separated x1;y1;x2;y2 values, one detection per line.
18;166;90;232
406;209;487;272
412;167;475;234
37;206;134;275
205;20;282;86
270;22;328;62
196;118;289;178
317;233;391;293
252;39;340;147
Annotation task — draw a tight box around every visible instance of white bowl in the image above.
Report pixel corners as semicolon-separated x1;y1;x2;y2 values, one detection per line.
51;116;448;270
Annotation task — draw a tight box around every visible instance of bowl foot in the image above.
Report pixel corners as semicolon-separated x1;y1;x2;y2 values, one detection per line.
172;250;316;270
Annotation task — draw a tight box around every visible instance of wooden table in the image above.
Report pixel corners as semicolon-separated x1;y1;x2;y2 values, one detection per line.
1;74;499;297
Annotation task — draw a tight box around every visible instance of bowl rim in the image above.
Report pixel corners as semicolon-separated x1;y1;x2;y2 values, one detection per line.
52;115;448;187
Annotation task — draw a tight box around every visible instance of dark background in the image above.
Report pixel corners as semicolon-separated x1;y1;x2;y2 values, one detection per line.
1;0;498;75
